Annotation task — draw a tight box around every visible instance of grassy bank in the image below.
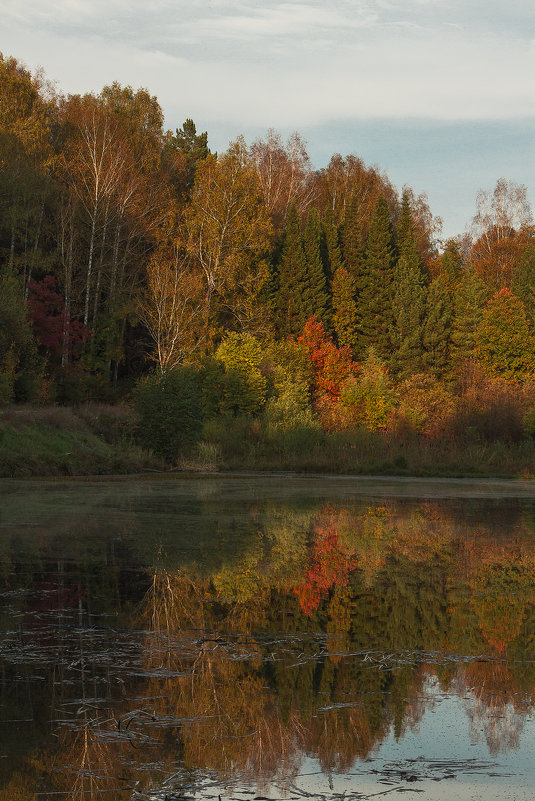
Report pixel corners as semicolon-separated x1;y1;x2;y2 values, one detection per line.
0;405;159;478
190;418;535;478
3;406;535;479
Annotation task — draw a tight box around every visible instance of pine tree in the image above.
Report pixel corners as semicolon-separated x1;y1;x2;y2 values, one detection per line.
423;276;453;377
451;266;491;368
511;245;535;324
302;209;331;329
357;195;396;359
169;118;209;192
332;266;359;352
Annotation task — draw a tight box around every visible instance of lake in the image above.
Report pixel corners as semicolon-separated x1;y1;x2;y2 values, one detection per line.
1;474;535;800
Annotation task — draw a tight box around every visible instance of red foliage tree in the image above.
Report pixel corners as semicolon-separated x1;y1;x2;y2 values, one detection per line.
298;316;358;402
28;275;90;363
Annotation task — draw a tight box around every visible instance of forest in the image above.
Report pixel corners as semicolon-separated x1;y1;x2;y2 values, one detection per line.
2;52;535;475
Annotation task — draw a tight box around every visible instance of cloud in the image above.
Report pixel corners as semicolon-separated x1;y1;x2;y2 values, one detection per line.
2;0;534;127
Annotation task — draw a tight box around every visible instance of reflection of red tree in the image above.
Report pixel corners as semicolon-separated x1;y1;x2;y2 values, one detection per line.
294;525;358;615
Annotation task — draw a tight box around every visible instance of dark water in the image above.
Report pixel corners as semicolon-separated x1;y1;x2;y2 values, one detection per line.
1;475;535;800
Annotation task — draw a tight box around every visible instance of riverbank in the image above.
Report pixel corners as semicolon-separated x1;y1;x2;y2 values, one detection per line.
2;405;535;479
0;405;159;477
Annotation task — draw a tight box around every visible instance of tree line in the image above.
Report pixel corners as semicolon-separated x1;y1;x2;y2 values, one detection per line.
2;52;535;443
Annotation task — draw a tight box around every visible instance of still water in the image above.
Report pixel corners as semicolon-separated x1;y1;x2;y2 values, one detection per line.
1;475;535;800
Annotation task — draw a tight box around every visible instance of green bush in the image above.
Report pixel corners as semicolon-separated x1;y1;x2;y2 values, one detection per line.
133;367;203;460
339;350;397;431
215;332;267;416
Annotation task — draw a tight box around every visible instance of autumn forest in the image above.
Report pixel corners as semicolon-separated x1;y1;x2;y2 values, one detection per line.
2;52;535;474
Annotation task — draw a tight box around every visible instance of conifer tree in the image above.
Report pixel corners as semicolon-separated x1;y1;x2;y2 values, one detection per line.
340;195;363;279
396;190;422;271
396;190;413;257
275;201;309;336
169;118;209;193
332;266;359;352
511;245;535;324
450;266;491;368
321;206;343;283
390;256;427;377
439;240;463;290
423;276;453;377
303;209;331;329
356;195;396;359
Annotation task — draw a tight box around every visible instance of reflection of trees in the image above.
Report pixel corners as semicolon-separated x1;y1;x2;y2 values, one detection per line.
457;661;527;756
141;569;303;785
3;497;535;796
471;557;535;652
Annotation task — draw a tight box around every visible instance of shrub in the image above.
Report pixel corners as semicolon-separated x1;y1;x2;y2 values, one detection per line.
395;373;454;435
133;367;203;460
339;349;397;431
449;369;528;443
215;332;267;416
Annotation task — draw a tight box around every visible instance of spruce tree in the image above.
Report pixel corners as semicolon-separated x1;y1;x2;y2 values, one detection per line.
390;256;427;377
450;266;490;369
439;240;463;290
321;206;343;283
396;189;414;258
390;196;428;376
303;208;331;329
423;276;453;377
511;245;535;324
275;202;308;337
332;266;359;352
357;195;396;359
340;195;363;280
396;189;422;272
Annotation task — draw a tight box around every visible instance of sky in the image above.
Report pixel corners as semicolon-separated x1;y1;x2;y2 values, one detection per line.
3;0;534;240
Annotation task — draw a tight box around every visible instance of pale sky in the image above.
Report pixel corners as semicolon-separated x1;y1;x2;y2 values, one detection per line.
3;0;534;239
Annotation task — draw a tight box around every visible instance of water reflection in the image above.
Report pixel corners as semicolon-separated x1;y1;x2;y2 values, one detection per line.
1;477;535;799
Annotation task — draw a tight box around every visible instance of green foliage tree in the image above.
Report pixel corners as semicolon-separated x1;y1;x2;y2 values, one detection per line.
133;366;202;459
339;349;397;430
511;245;535;324
321;205;343;282
0;267;41;403
396;189;414;259
439;239;463;290
340;194;363;279
390;256;427;378
215;332;268;416
357;195;396;359
263;340;316;434
475;288;535;381
166;118;210;195
276;201;309;336
423;276;453;377
303;209;331;329
331;266;359;352
451;266;491;369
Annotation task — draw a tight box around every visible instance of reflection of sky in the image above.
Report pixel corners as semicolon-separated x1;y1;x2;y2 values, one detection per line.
3;0;534;238
291;676;535;800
